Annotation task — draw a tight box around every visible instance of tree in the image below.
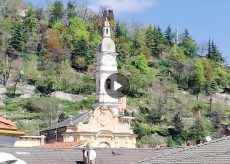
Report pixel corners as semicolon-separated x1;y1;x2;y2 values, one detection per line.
145;25;165;56
116;36;131;58
168;112;186;146
133;54;149;73
172;112;184;133
115;22;127;38
179;29;199;57
71;35;88;71
67;17;89;45
36;34;45;56
48;1;64;27
66;0;76;21
209;103;226;131
202;59;217;95
23;4;37;35
9;20;26;52
165;25;175;46
190;59;206;100
207;39;224;64
41;29;65;65
189;117;206;142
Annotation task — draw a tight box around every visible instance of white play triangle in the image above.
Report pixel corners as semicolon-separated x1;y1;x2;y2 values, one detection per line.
114;81;122;90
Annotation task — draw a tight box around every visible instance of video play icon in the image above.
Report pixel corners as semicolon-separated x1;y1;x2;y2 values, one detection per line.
104;73;130;98
114;81;122;90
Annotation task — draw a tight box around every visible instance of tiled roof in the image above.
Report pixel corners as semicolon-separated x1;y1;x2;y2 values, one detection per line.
41;141;82;148
0;147;176;164
40;112;89;131
137;136;230;164
0;117;17;130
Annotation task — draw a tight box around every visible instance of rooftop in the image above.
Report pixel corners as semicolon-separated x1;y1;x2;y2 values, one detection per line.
40;112;89;131
0;117;17;130
0;147;178;164
41;141;83;148
137;136;230;164
2;135;230;164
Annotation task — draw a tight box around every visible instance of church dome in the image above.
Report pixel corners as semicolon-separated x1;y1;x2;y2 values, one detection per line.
100;37;115;52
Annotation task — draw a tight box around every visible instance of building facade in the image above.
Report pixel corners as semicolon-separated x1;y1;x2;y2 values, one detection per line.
0;117;25;146
41;19;136;148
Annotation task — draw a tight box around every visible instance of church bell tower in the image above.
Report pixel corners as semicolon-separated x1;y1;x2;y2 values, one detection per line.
95;19;120;114
61;18;136;148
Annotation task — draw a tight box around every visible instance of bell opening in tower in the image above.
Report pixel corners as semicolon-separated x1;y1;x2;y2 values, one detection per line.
106;78;112;90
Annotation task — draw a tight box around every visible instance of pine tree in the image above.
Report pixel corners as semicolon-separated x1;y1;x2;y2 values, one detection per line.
145;25;165;56
172;112;184;133
114;22;127;38
23;4;37;35
165;25;175;46
207;39;224;64
179;29;198;57
66;0;76;21
49;1;64;27
36;34;45;56
115;23;131;58
9;20;26;52
71;35;88;71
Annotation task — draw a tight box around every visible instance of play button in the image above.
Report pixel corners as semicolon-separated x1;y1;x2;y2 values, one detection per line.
114;81;122;91
104;73;130;98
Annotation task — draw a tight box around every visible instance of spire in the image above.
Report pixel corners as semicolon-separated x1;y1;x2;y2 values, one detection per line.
103;18;111;38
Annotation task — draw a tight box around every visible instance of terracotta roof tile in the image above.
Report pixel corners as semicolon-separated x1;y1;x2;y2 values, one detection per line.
41;141;82;148
0;117;17;130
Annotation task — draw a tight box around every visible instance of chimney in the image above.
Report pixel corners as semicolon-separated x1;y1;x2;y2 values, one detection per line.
82;148;87;164
82;144;96;164
40;135;45;146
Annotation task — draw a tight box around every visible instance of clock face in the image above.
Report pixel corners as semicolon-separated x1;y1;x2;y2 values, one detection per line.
101;55;116;65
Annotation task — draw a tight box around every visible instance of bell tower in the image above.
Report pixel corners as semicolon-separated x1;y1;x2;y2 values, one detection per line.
61;18;136;149
95;19;120;114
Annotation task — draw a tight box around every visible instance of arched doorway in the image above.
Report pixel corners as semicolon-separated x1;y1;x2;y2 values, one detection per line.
98;141;110;148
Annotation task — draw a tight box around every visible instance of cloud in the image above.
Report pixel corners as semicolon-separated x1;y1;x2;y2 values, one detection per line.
88;0;157;13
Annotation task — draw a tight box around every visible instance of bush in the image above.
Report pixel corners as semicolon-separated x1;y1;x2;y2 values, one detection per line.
35;79;55;95
1;98;27;112
166;137;177;147
193;102;208;110
5;87;21;98
139;136;162;148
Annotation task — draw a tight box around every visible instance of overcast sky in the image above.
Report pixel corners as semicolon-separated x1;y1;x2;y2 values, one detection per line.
27;0;230;65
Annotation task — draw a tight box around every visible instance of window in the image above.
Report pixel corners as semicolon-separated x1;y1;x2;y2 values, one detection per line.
106;78;112;89
106;29;108;34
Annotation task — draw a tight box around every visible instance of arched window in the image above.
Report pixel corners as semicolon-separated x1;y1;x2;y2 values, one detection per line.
106;78;111;90
98;141;110;148
106;29;109;34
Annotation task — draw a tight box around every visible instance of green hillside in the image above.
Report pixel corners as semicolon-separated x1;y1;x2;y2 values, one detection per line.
0;0;230;147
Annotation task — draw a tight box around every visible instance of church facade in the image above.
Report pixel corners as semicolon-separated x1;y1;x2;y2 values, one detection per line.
41;20;136;148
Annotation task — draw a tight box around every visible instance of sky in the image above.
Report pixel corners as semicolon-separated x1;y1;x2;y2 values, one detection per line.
27;0;230;65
